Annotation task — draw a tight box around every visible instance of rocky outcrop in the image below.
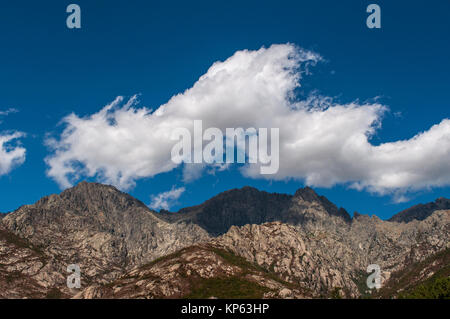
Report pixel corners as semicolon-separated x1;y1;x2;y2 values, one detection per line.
214;210;449;297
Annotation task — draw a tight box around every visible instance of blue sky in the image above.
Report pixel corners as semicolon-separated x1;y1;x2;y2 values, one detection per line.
0;0;449;219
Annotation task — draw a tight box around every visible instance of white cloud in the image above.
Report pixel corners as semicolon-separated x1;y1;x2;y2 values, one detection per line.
0;109;26;176
0;108;19;116
45;44;450;198
0;132;26;176
45;44;319;189
149;186;185;211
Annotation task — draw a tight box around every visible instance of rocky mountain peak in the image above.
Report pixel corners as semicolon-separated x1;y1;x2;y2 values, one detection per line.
436;197;450;205
1;181;211;296
27;181;151;223
293;186;320;202
292;187;351;222
171;186;292;236
389;197;450;223
58;181;148;212
161;186;353;235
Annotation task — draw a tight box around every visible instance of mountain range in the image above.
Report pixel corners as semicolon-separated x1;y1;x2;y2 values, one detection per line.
0;182;448;299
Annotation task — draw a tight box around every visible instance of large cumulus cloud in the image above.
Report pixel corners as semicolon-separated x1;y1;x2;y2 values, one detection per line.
45;44;450;198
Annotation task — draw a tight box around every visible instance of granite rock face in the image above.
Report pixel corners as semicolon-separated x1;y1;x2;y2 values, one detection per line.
0;182;448;298
215;210;449;297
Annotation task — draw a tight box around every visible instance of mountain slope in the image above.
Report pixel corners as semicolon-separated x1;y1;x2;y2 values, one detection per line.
0;224;52;298
1;182;210;295
389;197;450;223
214;211;449;298
158;186;350;236
1;182;448;299
374;248;450;299
76;210;449;299
158;186;292;235
74;243;311;299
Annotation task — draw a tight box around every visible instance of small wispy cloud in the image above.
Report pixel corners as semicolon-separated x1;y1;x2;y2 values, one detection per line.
392;193;410;204
0;108;19;116
0;108;25;175
0;108;19;124
149;186;185;211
